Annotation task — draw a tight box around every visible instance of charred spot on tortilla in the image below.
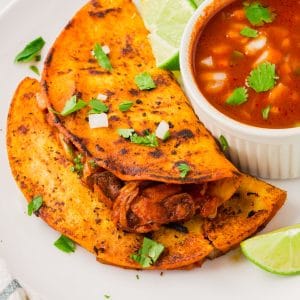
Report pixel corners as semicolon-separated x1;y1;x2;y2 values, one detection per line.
88;7;121;18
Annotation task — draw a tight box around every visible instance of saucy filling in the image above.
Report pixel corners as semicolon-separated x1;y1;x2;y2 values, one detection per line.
194;0;300;129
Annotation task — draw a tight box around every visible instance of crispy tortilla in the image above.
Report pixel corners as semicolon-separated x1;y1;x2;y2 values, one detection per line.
41;0;239;184
7;78;286;269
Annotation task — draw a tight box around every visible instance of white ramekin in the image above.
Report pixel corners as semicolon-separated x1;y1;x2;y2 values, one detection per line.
180;0;300;180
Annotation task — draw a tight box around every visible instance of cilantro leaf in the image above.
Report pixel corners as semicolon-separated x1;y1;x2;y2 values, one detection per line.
54;235;76;253
240;27;258;38
70;154;84;176
135;72;156;90
262;104;271;120
226;87;248;105
130;132;158;147
15;37;45;63
28;196;43;216
177;163;190;178
119;101;134;112
89;99;109;114
29;65;40;75
93;43;112;71
60;95;87;116
117;128;135;138
219;135;229;152
244;2;275;26
131;237;165;268
247;62;277;92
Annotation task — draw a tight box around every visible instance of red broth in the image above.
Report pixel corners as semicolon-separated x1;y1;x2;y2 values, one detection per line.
194;0;300;128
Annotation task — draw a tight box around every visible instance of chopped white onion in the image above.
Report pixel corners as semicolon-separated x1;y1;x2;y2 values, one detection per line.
102;45;110;54
97;93;108;101
35;93;47;110
253;50;269;67
155;120;170;140
245;36;267;55
89;113;109;129
201;56;213;67
91;50;95;57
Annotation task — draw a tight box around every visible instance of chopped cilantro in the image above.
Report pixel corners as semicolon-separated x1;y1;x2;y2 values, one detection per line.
89;160;98;169
244;2;275;26
104;295;110;299
93;43;112;71
130;132;158;147
117;128;135;139
177;163;190;178
89;99;109;114
15;37;45;63
262;105;271;120
131;237;165;268
29;65;40;75
119;101;133;112
60;95;87;116
135;72;156;90
27;196;43;216
240;27;258;38
226;87;248;105
71;154;84;176
54;235;76;253
219;135;229;152
136;274;140;280
247;62;277;92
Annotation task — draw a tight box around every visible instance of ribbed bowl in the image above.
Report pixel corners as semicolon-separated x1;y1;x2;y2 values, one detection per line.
180;0;300;179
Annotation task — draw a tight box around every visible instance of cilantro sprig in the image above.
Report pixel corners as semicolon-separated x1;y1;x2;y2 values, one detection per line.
247;62;277;92
177;163;190;179
59;95;87;116
117;128;158;147
88;99;109;114
240;27;258;38
135;72;156;90
93;43;112;71
226;87;248;105
131;237;165;268
54;235;76;253
119;101;133;112
15;37;45;63
244;2;275;26
70;154;84;176
262;105;271;120
28;196;43;216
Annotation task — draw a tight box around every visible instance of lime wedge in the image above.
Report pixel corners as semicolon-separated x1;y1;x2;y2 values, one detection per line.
139;0;196;70
193;0;205;6
241;224;300;275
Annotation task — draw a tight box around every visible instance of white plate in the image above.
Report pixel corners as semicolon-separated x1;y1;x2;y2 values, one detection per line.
0;1;299;299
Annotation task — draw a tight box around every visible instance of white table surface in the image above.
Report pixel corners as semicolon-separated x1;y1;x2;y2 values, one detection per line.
0;0;12;12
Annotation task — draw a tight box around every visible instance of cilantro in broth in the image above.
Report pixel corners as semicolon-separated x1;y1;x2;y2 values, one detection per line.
244;2;275;26
54;235;76;253
15;37;45;63
28;196;43;216
262;104;272;120
135;72;156;90
131;237;165;268
226;87;248;105
240;27;258;38
247;62;277;92
93;43;112;71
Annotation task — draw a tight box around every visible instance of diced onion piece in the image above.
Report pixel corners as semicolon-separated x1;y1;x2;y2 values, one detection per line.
205;81;226;93
200;56;213;67
89;113;109;129
268;83;289;104
253;50;269;67
200;72;227;81
155;120;170;140
245;36;267;55
253;48;283;67
36;93;47;110
212;44;231;55
102;45;110;54
97;93;108;101
91;50;95;56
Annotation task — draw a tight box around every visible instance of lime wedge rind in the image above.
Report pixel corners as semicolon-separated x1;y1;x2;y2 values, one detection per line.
241;224;300;275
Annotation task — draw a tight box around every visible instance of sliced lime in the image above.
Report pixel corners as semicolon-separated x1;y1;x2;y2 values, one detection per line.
241;224;300;275
139;0;196;70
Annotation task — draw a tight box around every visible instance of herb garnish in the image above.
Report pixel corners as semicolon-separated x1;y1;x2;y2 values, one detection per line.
177;163;190;178
244;2;275;26
59;95;87;116
104;295;111;299
226;87;248;105
240;27;258;38
131;237;165;268
93;43;112;71
262;105;271;120
219;135;229;152
15;37;45;63
28;196;43;216
71;154;84;176
89;99;109;114
119;101;133;112
117;129;158;147
54;235;76;253
247;62;277;92
135;72;156;90
29;65;40;75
